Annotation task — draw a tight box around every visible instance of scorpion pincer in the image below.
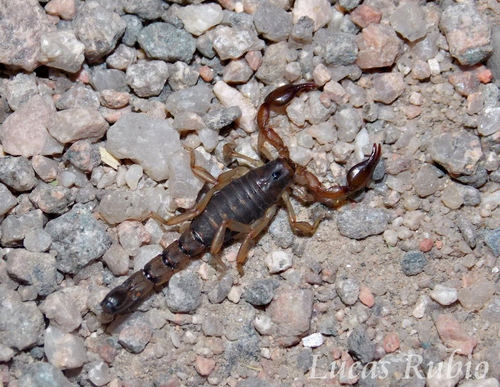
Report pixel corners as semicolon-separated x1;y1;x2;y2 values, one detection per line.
100;83;382;315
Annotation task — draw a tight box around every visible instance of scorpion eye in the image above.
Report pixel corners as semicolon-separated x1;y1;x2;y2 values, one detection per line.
272;171;281;180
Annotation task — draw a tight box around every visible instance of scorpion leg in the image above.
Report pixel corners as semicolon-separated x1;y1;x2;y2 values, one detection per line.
188;147;218;185
223;144;263;167
281;190;324;236
257;83;317;159
166;167;248;226
296;143;382;203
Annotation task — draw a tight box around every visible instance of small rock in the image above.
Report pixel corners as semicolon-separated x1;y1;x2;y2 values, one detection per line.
253;314;272;335
48;107;109;144
347;325;375;363
356;24;402;69
38;29;85;73
213;81;256;133
440;3;492;66
204;107;242;131
65;140;101;173
87;361;111;387
337;205;390;240
1;210;45;246
243;278;276;306
208;273;234;304
4;73;38;111
482;296;500;324
90;68;129;92
201;315;224;337
0;182;17;215
401;251;427;276
44;325;87;369
372;72;405;104
118;319;153;354
138;22;196;63
0;156;37;192
106;44;136;70
301;332;324;348
358;284;375;307
40;291;82;333
98;188;159;225
458;280;495;311
441;184;464;210
336;278;360;306
17;362;72;387
56;83;100;110
45;0;76;20
121;14;143;47
164;271;201;313
435;314;477;355
102;244;129;276
429;284;458;306
389;3;427;42
351;4;382;28
256;41;288;85
254;2;292;42
383;331;400;353
195;356;216;376
212;25;264;61
29;183;74;214
292;0;331;31
265;251;292;274
175;4;223;37
126;60;169;98
414;164;440;197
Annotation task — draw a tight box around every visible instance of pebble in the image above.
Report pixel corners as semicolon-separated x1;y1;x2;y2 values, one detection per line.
164;271;201;313
167;149;204;209
356;24;402;69
73;1;125;62
292;0;331;31
372;72;405;104
138;22;195;63
0;284;44;350
65;140;101;173
87;361;111;387
102;243;129;276
1;210;45;246
253;314;272;335
5;73;38;111
6;249;57;296
441;183;464;210
117;319;153;354
336;278;360;306
98;188;159;224
208;273;234;304
212;25;264;61
336;107;362;142
254;2;292;42
124;164;143;190
268;289;313;343
484;228;500;257
0;0;55;71
256;41;288;85
39;291;82;332
45;207;111;274
429;130;482;176
121;14;143;47
347;325;375;363
201;315;224;337
204;106;242;131
426;359;464;387
337;205;390;240
38;30;85;73
222;58;253;84
389;3;427;42
350;4;381;28
401;251;428;276
358;284;375;307
195;356;216;377
0;156;37;192
429;284;458;306
440;3;492;66
44;0;76;20
56;83;100;110
243;278;277;306
17;362;72;387
265;250;293;274
90;68;129;92
458;280;495;311
0;182;17;215
106;113;181;181
29;183;75;214
213;81;257;133
291;15;314;44
383;331;400;353
435;313;477;355
460;379;500;387
48;107;109;144
482;296;500;324
126;60;169;97
175;4;223;37
301;332;324;348
106;43;136;70
413;295;430;319
414;164;440;197
0;95;63;157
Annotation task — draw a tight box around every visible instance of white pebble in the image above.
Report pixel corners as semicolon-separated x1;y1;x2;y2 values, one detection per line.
302;332;325;348
265;251;293;274
354;128;370;162
412;295;430;319
429;284;458;306
253;314;272;335
125;164;143;190
428;58;440;75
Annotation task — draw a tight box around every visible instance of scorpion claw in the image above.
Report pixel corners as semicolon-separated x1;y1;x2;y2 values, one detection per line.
346;143;382;193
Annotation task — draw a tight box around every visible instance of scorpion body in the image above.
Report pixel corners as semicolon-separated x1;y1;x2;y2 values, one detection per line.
101;83;382;315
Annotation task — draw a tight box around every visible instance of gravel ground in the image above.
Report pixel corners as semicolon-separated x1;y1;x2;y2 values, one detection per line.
1;0;500;386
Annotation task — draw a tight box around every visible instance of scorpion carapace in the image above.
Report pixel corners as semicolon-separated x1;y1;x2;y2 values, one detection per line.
100;83;382;315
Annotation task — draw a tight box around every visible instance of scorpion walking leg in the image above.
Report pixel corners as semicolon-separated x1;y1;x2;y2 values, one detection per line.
167;167;248;226
296;143;382;202
257;83;317;159
281;190;323;236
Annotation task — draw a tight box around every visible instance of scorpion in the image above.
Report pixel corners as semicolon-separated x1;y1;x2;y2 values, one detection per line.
101;83;382;315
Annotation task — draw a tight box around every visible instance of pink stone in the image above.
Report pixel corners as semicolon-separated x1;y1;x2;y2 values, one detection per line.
419;238;433;252
372;73;405;104
448;71;479;97
435;314;478;355
245;50;263;71
383;332;400;353
45;0;76;20
356;24;402;69
199;66;215;82
351;5;382;28
359;284;375;307
195;356;216;376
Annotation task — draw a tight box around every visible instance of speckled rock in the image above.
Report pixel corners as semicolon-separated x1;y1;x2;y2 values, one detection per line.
40;291;82;332
38;29;85;73
1;210;46;247
253;2;292;42
0;284;44;350
212;25;264;60
0;156;37;192
347;325;375;363
47;107;109;144
6;249;57;296
164;271;201;313
401;251;427;276
138;22;196;63
126;60;169;97
337;205;390;240
356;23;402;69
17;362;72;387
243;278;277;306
29;183;75;214
44;325;87;369
45;207;111;274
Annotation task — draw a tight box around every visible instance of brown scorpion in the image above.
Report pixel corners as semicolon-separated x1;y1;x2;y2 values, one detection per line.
100;83;382;315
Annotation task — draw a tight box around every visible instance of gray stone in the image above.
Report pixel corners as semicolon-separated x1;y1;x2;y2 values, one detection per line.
256;41;288;85
29;183;74;214
372;72;405;104
336;107;362;143
38;30;85;73
18;362;72;387
456;215;477;249
106;113;181;181
164;271;201;313
122;0;165;20
204;106;242;131
74;1;126;62
414;164;440;198
0;182;17;215
440;3;492;66
0;0;55;71
337;205;390;240
389;3;427;42
126;60;169;97
98;188;160;225
6;249;57;296
320;31;358;66
56;84;100;110
44;325;87;369
336;278;360;306
347;325;375;363
45;208;112;274
167;61;199;91
254;2;292;42
212;25;264;60
106;44;137;70
165;84;213;116
121;14;143;46
208;273;234;304
1;210;45;246
243;278;277;306
291;16;314;44
0;156;37;192
90;68;129;92
138;22;196;63
401;251;428;276
4;73;38;111
485;228;500;257
39;291;82;333
0;284;44;350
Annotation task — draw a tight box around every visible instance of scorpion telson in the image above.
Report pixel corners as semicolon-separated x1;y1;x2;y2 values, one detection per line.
100;83;382;316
